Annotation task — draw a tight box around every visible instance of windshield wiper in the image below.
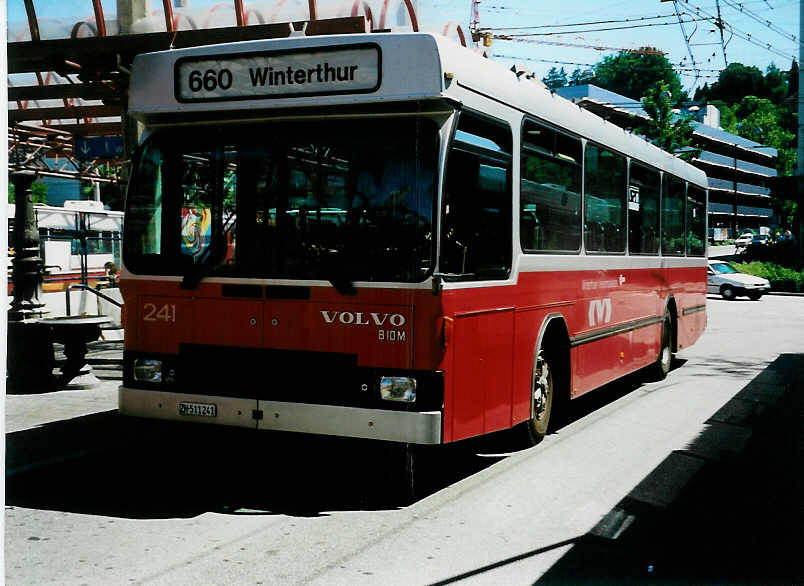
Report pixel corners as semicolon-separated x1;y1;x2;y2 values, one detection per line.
321;248;356;295
328;275;356;296
180;262;218;290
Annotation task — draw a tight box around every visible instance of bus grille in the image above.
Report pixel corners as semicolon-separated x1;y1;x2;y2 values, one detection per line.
125;345;442;411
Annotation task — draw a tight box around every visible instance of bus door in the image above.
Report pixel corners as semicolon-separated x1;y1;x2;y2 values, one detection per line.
440;112;515;439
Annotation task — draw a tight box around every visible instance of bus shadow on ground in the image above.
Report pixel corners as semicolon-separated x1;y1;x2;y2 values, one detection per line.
5;415;504;518
434;353;804;586
6;363;680;519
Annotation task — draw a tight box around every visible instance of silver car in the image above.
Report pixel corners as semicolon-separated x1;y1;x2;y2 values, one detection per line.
734;233;753;251
707;260;770;300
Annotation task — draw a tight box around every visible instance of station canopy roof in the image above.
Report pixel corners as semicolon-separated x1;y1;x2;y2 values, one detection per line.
7;0;471;180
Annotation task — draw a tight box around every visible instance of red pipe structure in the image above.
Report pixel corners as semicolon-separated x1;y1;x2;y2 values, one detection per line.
308;0;318;20
350;1;375;30
378;0;418;32
162;0;175;32
442;21;467;47
91;0;107;36
234;0;246;26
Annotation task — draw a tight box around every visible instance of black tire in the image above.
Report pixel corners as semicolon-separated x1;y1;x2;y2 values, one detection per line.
721;285;736;301
747;292;762;301
385;442;421;506
650;311;673;381
523;349;555;445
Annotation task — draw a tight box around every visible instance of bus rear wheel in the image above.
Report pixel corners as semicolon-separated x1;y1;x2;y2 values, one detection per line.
525;350;554;445
649;311;673;381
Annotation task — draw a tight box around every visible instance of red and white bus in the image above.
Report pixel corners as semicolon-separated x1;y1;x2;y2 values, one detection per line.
119;30;707;449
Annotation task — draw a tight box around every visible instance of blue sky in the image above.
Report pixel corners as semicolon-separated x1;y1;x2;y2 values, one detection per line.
435;0;801;94
7;0;802;94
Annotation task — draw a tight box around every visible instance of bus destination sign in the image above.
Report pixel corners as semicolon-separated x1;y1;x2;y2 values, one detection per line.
175;45;381;102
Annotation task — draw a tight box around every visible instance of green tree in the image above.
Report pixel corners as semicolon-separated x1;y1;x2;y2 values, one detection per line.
638;80;698;160
542;66;568;89
31;182;48;204
593;49;685;103
786;60;798;102
80;164;124;210
693;82;709;103
734;96;795;174
9;181;48;204
568;67;595;86
698;63;766;103
712;101;738;133
763;63;787;105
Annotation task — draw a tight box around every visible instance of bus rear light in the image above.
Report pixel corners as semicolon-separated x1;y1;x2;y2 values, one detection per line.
441;316;454;349
380;377;417;403
133;359;163;383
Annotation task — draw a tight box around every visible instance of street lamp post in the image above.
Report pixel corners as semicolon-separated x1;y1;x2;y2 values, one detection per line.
7;171;55;391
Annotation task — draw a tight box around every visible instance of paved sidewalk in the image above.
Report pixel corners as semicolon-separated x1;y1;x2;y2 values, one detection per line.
534;353;804;585
6;339;125;476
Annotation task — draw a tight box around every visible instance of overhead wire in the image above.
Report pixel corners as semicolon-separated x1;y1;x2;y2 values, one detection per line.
670;0;704;91
492;36;667;55
485;18;710;38
481;13;687;31
492;54;725;73
675;1;797;61
479;1;798;96
720;0;801;46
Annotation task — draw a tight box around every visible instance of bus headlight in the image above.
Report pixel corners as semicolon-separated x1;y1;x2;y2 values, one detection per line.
380;376;417;402
133;359;163;383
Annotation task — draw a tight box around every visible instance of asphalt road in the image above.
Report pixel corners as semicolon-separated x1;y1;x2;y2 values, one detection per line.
5;295;803;585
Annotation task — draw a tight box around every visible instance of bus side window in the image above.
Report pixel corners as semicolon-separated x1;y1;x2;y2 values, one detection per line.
628;162;660;255
662;175;686;256
441;113;512;280
584;144;627;253
520;120;582;253
687;185;706;256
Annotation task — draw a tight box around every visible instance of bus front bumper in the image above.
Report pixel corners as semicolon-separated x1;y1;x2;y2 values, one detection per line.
119;387;442;444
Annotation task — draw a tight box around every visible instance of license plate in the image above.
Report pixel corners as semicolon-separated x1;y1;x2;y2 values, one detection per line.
178;402;217;417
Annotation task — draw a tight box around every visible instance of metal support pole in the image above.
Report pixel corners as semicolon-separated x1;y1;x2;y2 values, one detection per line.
9;171;46;321
78;211;89;286
797;1;803;265
7;170;55;391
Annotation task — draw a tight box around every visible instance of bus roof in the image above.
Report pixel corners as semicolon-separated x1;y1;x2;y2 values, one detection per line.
129;32;707;188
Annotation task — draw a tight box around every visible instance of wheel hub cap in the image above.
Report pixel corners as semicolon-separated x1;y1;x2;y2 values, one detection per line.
533;358;550;419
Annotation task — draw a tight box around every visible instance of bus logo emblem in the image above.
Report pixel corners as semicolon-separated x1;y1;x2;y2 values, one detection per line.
320;310;407;327
588;299;612;327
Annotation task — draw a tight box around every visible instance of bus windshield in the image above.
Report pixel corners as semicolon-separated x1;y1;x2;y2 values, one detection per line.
124;118;437;286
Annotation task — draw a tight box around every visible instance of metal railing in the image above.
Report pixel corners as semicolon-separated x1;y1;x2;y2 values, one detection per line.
65;283;123;316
